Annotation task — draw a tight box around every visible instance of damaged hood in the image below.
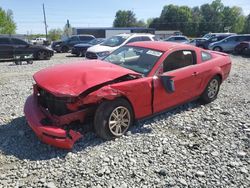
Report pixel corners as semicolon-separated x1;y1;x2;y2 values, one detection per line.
34;60;140;97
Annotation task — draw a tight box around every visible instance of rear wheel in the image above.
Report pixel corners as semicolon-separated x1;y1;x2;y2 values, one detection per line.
94;98;134;140
213;46;222;52
200;76;221;104
61;46;69;53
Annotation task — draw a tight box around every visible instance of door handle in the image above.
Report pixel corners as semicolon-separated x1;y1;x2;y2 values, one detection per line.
192;72;199;76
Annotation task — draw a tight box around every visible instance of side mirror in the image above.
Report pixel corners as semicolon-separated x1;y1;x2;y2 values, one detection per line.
160;75;175;93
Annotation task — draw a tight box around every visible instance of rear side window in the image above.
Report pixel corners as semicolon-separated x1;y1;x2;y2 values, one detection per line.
0;38;10;44
70;36;79;41
141;36;151;41
175;37;185;41
127;37;143;43
240;36;250;41
201;51;212;62
11;38;27;45
79;36;94;41
163;50;196;72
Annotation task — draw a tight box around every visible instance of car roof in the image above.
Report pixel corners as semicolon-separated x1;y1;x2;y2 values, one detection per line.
127;41;193;52
116;33;154;37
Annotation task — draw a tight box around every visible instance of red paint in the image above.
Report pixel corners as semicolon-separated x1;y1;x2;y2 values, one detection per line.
24;42;232;149
33;60;140;97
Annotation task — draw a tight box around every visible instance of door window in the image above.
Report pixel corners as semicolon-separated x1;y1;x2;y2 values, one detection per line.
79;36;94;41
163;50;196;72
141;37;151;41
0;38;11;44
11;38;28;45
126;37;143;43
226;36;236;42
69;36;79;42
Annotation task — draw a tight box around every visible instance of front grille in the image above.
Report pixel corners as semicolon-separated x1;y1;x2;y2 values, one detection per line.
86;52;98;59
37;87;70;116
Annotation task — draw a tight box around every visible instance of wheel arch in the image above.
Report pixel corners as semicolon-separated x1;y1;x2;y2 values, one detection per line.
200;68;223;95
213;46;223;51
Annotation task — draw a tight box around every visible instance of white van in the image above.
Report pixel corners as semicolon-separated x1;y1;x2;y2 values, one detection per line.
85;33;156;59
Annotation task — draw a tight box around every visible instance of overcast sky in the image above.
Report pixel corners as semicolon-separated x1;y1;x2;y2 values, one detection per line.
1;0;249;34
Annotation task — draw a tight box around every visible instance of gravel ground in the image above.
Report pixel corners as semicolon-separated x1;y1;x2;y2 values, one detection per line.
0;53;249;188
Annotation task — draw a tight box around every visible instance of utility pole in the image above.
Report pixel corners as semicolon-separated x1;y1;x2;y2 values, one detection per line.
42;3;48;40
67;19;70;37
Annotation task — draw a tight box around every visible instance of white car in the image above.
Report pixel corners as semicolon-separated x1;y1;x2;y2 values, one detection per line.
85;33;156;59
31;37;47;45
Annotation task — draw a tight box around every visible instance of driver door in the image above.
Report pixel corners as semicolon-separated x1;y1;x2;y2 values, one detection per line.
153;50;202;113
11;38;31;56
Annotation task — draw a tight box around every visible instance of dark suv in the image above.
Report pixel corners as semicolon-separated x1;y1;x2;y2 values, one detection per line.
0;37;54;61
52;35;95;53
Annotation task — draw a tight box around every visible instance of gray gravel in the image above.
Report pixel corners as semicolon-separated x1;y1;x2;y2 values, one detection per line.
0;53;249;188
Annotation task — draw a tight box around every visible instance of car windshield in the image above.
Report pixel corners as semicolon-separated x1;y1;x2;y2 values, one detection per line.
88;38;102;45
101;36;129;47
103;46;163;75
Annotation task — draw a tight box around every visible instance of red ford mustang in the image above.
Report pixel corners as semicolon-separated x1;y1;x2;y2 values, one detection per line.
24;41;232;149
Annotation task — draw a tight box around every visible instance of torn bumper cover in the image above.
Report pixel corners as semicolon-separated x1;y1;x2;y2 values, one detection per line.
24;95;83;149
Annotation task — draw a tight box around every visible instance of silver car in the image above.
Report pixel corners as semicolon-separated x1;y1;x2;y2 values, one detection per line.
208;35;250;52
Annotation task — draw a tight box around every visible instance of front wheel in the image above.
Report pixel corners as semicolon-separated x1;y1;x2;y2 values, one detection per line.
37;51;48;60
94;98;134;140
200;76;221;104
213;46;222;52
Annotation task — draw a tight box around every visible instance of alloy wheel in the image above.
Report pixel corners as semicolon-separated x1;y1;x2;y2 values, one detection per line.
207;79;219;99
108;106;131;136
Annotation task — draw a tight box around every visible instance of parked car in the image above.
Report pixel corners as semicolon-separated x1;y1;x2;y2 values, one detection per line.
197;34;235;49
234;41;250;55
202;33;236;39
164;36;189;43
186;38;207;46
52;35;95;53
85;33;156;59
208;34;250;52
24;41;232;149
0;37;54;61
71;38;105;57
30;37;47;45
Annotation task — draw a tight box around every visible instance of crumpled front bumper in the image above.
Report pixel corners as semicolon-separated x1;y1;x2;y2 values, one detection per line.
24;95;83;149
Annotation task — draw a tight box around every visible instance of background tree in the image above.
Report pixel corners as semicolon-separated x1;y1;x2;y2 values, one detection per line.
148;0;247;36
244;14;250;33
0;7;16;34
113;10;146;27
48;28;62;41
222;6;245;33
149;5;193;36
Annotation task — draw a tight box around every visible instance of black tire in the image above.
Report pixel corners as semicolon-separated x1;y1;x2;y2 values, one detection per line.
94;98;134;140
200;76;221;104
61;46;69;53
27;60;33;64
213;46;222;52
79;51;83;57
14;61;22;65
37;50;48;60
242;47;248;55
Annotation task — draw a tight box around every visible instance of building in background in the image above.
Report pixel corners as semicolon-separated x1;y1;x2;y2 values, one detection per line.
72;27;155;38
154;30;182;40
